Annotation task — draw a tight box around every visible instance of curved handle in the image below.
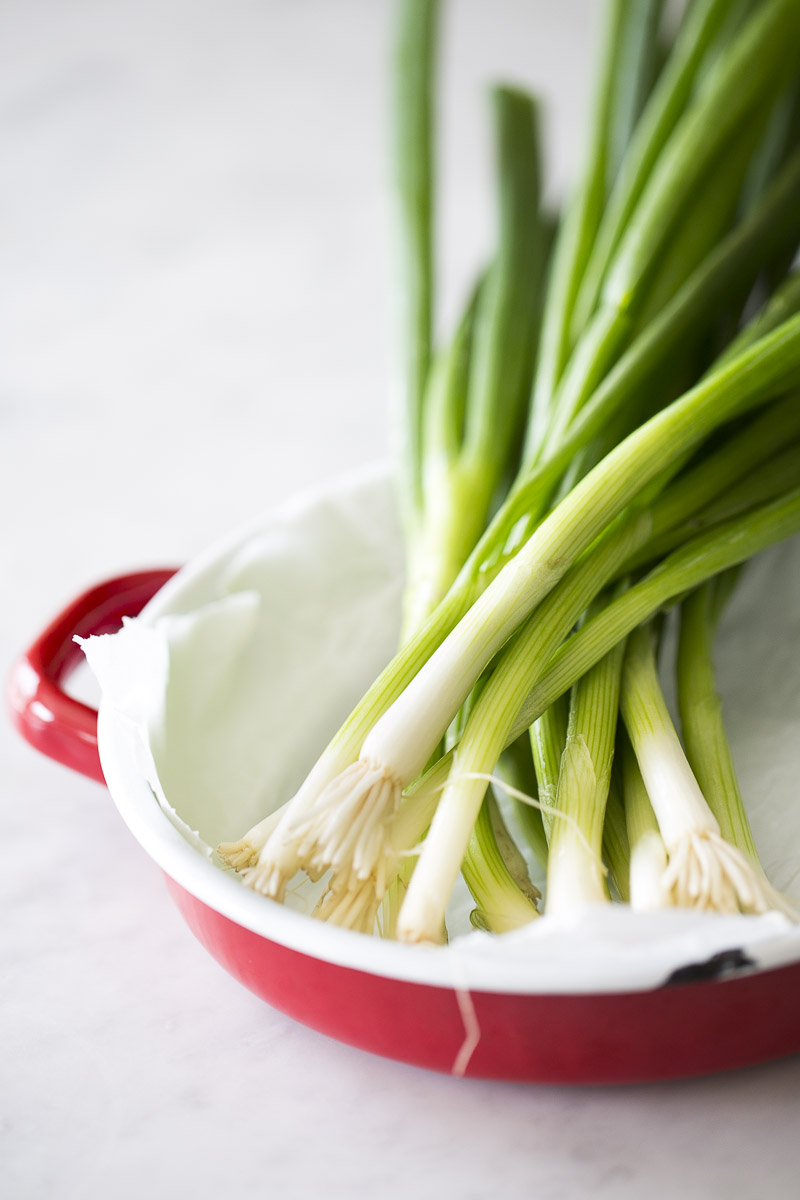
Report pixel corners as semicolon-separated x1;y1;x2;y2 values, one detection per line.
7;569;177;783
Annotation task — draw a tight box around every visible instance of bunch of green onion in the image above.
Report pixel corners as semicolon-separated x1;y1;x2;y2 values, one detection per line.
219;0;800;941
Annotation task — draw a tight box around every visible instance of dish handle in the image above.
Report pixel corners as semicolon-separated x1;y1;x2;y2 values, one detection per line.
7;569;177;782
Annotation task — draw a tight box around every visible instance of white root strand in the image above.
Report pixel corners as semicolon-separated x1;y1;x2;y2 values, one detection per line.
661;830;796;918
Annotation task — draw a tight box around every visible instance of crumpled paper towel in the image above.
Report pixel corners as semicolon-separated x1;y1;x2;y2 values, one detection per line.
81;464;800;990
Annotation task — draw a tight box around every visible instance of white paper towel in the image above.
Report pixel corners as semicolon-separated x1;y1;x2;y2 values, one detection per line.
80;465;800;989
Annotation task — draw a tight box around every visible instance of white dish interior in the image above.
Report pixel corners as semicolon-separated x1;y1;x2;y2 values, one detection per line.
86;464;800;994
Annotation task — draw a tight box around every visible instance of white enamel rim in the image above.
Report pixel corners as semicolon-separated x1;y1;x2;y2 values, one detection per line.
96;464;800;997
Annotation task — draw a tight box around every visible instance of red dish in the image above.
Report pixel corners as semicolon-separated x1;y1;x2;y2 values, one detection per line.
9;562;800;1084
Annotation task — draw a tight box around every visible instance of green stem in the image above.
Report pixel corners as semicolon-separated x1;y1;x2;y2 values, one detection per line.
497;734;549;869
740;77;800;215
484;152;800;570
401;277;482;641
512;486;800;738
602;771;631;903
462;792;540;934
572;0;748;332
620;621;712;851
539;15;797;462
640;434;800;568
626;392;800;569
530;697;569;846
620;727;668;910
462;86;543;470
605;0;666;192
392;0;439;524
602;0;800;314
341;311;800;789
545;628;626;916
395;511;648;942
403;86;543;638
628;108;766;336
525;0;628;460
716;270;800;369
676;578;760;859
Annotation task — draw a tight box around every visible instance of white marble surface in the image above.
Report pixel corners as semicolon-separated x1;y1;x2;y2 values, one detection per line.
2;2;799;1197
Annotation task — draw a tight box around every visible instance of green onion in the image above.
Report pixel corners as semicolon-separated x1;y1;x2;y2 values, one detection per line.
627;390;800;569
396;512;646;942
640;433;800;568
620;618;789;913
402;86;544;638
484;152;800;566
604;0;665;192
514;487;800;739
219;0;800;936
533;0;800;464
393;361;797;933
602;770;631;903
495;735;549;870
241;314;800;907
525;0;629;459
391;0;439;526
544;627;626;916
462;791;540;935
620;727;669;911
400;278;482;641
529;697;569;846
627;110;766;336
602;0;800;315
572;0;742;333
676;576;761;860
226;183;800;884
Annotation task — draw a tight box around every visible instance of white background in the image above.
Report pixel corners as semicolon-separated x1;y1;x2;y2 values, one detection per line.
2;2;799;1197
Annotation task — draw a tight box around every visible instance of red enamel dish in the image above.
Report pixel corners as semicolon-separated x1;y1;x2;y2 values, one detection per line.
8;485;800;1084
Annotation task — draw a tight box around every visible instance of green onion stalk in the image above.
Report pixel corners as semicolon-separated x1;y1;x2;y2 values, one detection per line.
219;155;800;878
676;575;768;866
391;0;438;532
529;694;569;847
533;0;800;468
619;619;792;914
392;8;548;923
476;150;800;579
227;374;796;916
525;0;635;455
392;5;549;645
394;372;800;940
401;83;545;641
571;0;757;337
394;479;800;937
495;733;549;872
218;0;800;930
396;511;650;943
602;769;631;904
228;313;800;917
359;378;800;938
624;389;800;570
462;791;541;935
604;0;665;194
543;626;626;917
619;728;670;911
512;491;800;741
